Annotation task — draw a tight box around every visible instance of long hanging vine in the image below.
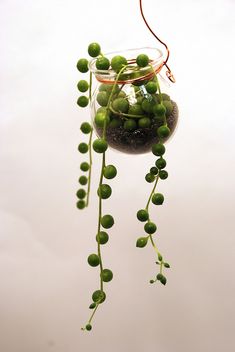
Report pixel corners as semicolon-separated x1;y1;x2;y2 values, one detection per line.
135;72;171;286
75;0;178;332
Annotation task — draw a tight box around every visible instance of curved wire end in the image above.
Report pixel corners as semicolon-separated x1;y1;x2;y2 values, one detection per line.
166;67;176;83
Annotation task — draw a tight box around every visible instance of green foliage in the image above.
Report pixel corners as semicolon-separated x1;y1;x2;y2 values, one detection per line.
77;58;89;73
77;44;175;330
136;54;149;67
136;237;148;248
88;42;101;57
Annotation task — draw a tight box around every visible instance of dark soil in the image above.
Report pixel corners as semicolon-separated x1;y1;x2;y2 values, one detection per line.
94;100;179;154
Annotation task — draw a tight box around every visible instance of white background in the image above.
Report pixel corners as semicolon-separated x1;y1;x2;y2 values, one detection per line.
0;0;235;351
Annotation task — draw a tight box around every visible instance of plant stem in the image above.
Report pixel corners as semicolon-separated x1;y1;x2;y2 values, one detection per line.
149;64;162;102
84;65;130;329
154;73;162;103
89;71;92;102
145;175;163;264
154;73;167;125
88;304;99;324
160;262;163;274
86;128;93;207
81;303;100;330
97;151;105;292
84;70;93;208
109;105;143;119
97;66;128;289
106;66;128;110
145;175;159;212
149;234;161;259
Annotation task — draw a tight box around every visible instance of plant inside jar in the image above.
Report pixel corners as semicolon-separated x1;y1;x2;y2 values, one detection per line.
92;74;178;153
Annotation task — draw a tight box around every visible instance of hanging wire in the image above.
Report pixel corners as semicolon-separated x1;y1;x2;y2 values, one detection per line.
139;0;176;83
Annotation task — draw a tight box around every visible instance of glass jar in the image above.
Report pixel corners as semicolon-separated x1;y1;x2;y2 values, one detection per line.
89;47;179;154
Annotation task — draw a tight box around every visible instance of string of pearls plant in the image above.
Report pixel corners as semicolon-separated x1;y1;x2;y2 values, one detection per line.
76;42;178;331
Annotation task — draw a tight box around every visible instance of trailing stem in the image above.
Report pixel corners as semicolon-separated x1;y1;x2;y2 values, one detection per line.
86;128;93;207
82;65;128;329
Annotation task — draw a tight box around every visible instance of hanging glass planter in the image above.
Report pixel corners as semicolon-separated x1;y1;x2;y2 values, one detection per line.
90;47;178;154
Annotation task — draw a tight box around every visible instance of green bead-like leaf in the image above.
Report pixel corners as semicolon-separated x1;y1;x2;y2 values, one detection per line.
136;237;148;248
89;303;96;309
158;253;163;261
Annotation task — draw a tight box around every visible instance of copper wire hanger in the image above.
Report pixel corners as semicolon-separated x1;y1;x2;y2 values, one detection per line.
139;0;176;83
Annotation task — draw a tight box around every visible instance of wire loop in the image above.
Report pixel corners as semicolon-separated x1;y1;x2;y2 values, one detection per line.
139;0;175;83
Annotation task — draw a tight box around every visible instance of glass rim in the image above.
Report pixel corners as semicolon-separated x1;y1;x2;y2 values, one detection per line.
89;47;164;84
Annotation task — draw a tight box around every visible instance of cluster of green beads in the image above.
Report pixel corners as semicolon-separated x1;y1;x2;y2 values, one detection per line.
82;143;117;332
77;122;92;209
76;44;100;209
93;53;173;134
84;161;117;331
136;137;171;284
76;43;101;107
